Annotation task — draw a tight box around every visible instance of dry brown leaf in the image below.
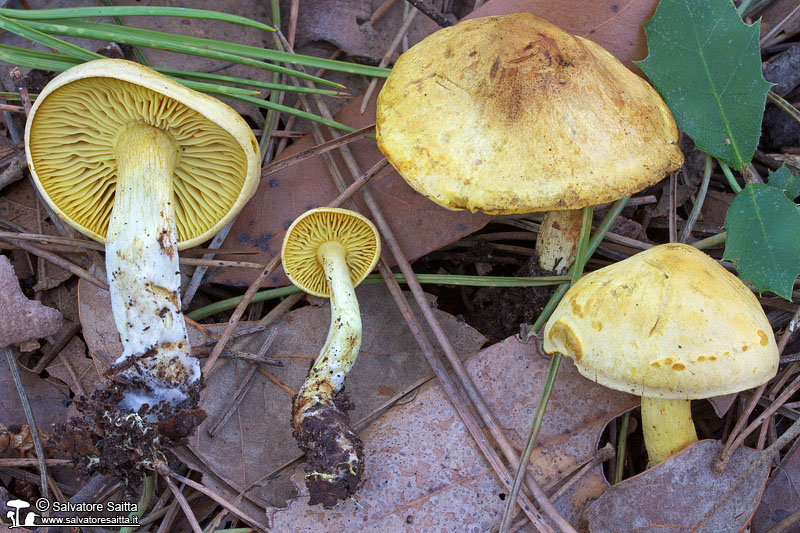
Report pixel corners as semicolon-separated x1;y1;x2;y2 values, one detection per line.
466;0;662;73
0;353;84;493
43;335;101;413
190;284;487;513
0;255;62;346
585;440;769;532
708;392;738;418
701;189;736;228
291;0;441;63
291;0;388;63
751;437;800;531
0;352;69;430
267;335;637;530
759;0;800;43
0;180;75;290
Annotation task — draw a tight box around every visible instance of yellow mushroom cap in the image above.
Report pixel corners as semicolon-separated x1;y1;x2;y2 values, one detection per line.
376;13;684;214
281;207;381;298
25;58;261;250
543;243;778;399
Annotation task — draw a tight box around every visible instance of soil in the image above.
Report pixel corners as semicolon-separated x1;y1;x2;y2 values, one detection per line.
293;389;363;508
51;367;205;487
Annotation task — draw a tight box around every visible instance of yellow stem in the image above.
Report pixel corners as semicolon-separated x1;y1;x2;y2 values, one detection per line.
641;396;698;468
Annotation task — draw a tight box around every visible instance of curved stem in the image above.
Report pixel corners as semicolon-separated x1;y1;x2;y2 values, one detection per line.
106;122;198;412
292;240;364;508
640;396;698;468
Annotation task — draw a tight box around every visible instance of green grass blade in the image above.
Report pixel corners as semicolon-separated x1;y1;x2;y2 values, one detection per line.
99;0;150;66
0;6;275;33
172;78;260;97
0;44;340;98
0;15;103;61
0;44;257;97
229;93;356;132
0;43;82;72
23;18;389;79
155;67;346;96
187;273;571;320
19;19;342;87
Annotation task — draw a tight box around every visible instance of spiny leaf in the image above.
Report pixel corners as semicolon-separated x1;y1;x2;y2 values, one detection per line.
769;164;800;201
723;183;800;299
637;0;772;171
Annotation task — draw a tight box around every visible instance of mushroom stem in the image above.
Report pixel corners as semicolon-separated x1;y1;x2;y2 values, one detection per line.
292;240;364;507
640;396;698;467
106;122;199;413
535;209;583;273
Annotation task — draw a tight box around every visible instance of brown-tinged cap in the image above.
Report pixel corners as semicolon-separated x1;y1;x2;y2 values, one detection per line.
376;13;684;214
543;243;778;399
281;207;381;298
25;58;260;250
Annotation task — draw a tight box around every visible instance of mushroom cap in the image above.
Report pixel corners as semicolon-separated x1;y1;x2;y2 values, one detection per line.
376;13;684;214
25;58;261;250
543;243;778;399
281;207;381;298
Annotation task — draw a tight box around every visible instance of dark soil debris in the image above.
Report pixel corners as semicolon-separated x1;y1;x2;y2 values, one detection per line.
293;389;364;508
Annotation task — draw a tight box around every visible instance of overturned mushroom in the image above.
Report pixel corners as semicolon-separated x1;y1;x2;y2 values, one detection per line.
281;207;381;508
25;59;259;479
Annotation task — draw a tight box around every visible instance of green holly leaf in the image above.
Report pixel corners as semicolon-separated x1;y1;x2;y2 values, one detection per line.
768;165;800;201
637;0;772;172
723;184;800;299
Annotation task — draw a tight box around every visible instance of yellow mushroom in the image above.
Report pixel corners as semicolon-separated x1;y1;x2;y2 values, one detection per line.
376;13;683;273
26;59;260;417
281;207;381;507
543;243;779;466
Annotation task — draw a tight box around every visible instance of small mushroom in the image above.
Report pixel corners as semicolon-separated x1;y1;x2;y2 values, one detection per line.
543;243;779;466
281;207;381;507
25;59;259;435
376;13;683;273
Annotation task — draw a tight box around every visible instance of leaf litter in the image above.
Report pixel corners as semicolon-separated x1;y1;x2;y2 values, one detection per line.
0;0;798;530
80;280;487;515
268;335;638;531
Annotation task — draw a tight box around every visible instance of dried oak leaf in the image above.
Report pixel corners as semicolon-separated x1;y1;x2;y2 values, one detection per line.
752;437;800;531
586;440;769;532
0;255;62;346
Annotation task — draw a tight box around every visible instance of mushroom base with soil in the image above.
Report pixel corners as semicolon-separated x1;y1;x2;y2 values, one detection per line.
55;122;205;483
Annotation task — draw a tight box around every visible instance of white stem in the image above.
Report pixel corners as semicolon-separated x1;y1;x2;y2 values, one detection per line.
106;123;198;412
296;241;362;412
535;209;583;273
